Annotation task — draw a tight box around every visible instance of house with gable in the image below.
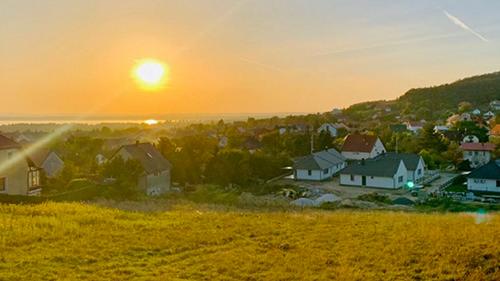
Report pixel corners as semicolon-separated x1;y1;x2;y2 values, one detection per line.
112;142;172;196
293;148;346;181
341;134;386;160
0;135;42;195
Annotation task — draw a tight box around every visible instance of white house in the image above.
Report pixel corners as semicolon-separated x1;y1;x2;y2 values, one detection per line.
490;100;500;111
378;152;426;184
462;135;479;144
317;123;338;137
467;160;500;194
460;142;496;168
339;157;408;189
483;111;495;120
0;135;41;195
112;142;172;196
341;134;386;160
293;148;346;181
218;136;228;148
405;121;424;133
471;109;481;116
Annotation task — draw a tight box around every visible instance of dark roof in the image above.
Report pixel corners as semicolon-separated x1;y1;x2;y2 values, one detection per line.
119;143;171;174
28;149;51;167
341;134;379;153
293;149;346;170
392;197;415;206
467;160;500;180
0;134;21;150
340;157;404;177
376;152;422;171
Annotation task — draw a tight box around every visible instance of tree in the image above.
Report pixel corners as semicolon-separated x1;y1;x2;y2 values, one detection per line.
418;123;447;153
315;130;334;151
101;157;143;197
458;101;472;113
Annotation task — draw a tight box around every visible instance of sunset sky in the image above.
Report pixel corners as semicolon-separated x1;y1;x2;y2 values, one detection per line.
1;0;500;116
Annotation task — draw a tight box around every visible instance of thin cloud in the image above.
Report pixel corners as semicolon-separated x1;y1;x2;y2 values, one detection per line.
443;10;488;42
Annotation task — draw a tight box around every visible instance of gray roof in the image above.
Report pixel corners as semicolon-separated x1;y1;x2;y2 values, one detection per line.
340;157;405;177
119;143;172;174
293;149;346;170
375;152;422;171
467;160;500;180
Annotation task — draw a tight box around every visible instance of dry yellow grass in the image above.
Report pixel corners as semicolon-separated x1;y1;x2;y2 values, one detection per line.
0;202;498;280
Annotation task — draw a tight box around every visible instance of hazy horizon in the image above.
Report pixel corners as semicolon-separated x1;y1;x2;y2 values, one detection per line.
2;0;500;116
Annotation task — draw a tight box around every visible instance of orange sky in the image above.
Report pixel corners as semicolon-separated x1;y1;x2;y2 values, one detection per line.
1;1;499;116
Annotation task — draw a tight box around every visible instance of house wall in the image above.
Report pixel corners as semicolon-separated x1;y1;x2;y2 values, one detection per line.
318;124;337;137
42;152;64;178
114;148;171;195
339;161;407;189
0;148;30;195
341;151;371;160
408;158;425;183
467;178;500;193
141;170;171;196
463;150;491;168
295;162;346;181
369;139;386;158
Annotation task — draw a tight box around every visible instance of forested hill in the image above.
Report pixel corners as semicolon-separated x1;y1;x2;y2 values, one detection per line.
397;71;500;113
344;71;500;121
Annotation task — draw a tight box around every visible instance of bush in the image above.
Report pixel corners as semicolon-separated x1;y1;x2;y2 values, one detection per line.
357;193;392;205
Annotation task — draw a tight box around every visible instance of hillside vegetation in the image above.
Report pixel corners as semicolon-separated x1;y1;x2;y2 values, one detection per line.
398;71;500;115
345;71;500;121
0;202;498;280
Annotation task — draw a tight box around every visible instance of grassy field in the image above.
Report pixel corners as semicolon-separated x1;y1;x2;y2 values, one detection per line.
0;202;498;280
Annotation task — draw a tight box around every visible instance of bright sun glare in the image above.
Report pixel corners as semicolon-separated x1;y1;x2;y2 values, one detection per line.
133;59;168;90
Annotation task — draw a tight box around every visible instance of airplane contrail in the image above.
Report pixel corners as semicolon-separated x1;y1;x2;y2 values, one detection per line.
443;10;488;42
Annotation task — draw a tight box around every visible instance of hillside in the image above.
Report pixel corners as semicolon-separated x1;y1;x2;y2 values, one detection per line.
345;71;500;121
399;71;500;111
0;202;498;280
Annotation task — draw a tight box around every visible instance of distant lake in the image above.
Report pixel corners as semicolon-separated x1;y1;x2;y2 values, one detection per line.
0;112;306;125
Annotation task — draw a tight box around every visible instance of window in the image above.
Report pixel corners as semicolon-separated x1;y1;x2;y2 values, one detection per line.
417;169;422;175
497;180;500;187
308;170;312;176
0;177;6;192
398;176;403;183
28;170;40;188
370;176;374;179
323;168;328;175
350;174;354;181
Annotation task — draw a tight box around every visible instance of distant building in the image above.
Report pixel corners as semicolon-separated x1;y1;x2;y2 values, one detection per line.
462;135;479;144
483;111;495;120
405;121;425;133
339;156;408;189
434;125;449;133
0;135;42;195
29;149;65;178
490;100;500;111
95;153;108;166
317;123;338;137
293;149;346;181
471;109;481;115
218;136;228;148
112;142;172;196
341;134;386;160
460;142;496;168
467;160;500;194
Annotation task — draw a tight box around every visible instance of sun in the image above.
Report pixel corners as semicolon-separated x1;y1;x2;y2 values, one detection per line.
132;59;168;90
